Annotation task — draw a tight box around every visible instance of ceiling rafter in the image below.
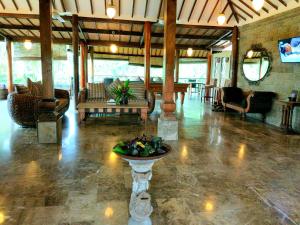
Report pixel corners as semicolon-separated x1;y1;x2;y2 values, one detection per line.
26;0;32;11
265;0;278;9
52;0;57;10
131;0;135;18
60;0;66;12
221;2;229;13
277;0;287;6
16;18;37;37
236;12;246;21
207;0;220;23
157;0;163;19
74;0;79;13
177;0;186;20
144;0;149;18
0;0;5;9
188;0;198;22
238;0;260;16
198;0;209;22
226;13;233;23
227;0;239;23
231;1;253;18
11;0;18;10
90;0;94;14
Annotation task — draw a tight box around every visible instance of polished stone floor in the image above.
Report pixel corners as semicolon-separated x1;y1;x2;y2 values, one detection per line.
0;96;299;225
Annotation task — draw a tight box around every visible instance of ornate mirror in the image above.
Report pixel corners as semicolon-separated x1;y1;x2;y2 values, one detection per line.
241;45;272;85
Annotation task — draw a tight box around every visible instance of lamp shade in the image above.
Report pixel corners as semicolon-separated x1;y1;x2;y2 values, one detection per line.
107;5;116;19
252;0;264;11
24;40;32;50
187;48;193;57
217;13;226;25
110;44;118;53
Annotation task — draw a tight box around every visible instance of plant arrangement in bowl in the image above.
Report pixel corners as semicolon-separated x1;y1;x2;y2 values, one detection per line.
113;135;170;158
111;80;136;105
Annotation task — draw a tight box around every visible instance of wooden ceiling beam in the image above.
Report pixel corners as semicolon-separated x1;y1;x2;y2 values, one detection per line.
0;24;231;40
228;0;239;23
11;0;18;10
222;2;229;13
132;0;135;18
144;0;149;18
0;0;5;9
238;0;260;16
265;0;278;9
26;0;32;11
188;0;198;22
60;0;66;12
206;30;232;48
92;51;206;58
177;0;186;20
90;0;94;14
237;12;246;21
226;13;233;23
198;0;209;22
207;0;220;23
231;1;253;18
277;0;287;6
74;0;79;13
157;0;163;19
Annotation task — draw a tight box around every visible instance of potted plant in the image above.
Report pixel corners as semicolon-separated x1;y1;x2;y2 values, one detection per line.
112;135;171;224
111;80;136;105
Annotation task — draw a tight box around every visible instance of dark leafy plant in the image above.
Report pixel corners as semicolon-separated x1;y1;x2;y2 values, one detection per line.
113;135;168;157
111;80;136;104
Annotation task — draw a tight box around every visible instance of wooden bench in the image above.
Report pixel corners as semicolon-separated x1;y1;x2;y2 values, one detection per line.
77;102;148;123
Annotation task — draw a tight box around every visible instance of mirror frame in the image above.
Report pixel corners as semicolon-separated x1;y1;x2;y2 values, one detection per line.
241;44;272;85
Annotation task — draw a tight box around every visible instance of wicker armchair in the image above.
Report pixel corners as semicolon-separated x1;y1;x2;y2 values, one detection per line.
7;89;70;127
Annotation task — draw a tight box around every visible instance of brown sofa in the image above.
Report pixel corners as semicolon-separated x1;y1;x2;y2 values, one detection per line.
221;87;276;120
7;89;70;127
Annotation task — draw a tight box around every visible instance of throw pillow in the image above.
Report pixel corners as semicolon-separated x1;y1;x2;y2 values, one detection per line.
129;82;146;100
27;78;43;97
15;84;30;94
87;83;106;99
106;78;123;99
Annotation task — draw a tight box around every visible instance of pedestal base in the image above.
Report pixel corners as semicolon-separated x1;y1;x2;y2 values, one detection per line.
157;118;178;140
128;217;152;225
37;115;62;144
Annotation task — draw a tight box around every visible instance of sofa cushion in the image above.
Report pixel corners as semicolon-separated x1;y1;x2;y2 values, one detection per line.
106;78;123;99
87;83;106;99
55;98;68;112
27;78;43;97
15;85;30;94
129;82;146;100
222;87;244;104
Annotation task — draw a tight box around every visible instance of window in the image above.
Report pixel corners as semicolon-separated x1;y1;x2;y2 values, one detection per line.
0;41;8;86
179;59;207;83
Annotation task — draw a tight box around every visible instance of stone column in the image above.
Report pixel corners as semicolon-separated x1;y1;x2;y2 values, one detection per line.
6;38;13;93
158;0;178;141
231;26;239;87
144;22;151;90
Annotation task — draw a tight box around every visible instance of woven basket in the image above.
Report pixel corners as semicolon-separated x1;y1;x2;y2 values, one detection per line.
0;88;8;100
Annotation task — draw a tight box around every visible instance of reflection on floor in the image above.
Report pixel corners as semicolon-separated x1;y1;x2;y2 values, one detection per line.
0;96;299;225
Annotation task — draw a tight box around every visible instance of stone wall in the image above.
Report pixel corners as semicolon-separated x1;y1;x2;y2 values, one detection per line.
237;7;300;132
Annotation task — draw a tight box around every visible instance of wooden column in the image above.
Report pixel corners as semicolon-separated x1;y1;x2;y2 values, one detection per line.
72;14;79;107
160;0;176;118
80;42;88;89
90;46;95;83
205;50;212;99
144;22;151;90
175;50;180;83
6;39;13;93
39;0;54;99
231;26;239;87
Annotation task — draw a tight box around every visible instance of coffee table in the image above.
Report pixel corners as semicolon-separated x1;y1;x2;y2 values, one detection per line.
77;102;148;123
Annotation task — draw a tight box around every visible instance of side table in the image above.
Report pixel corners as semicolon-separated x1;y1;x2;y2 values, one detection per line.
280;100;300;133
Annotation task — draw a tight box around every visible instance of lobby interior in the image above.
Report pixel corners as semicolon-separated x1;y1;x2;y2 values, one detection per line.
0;0;300;224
